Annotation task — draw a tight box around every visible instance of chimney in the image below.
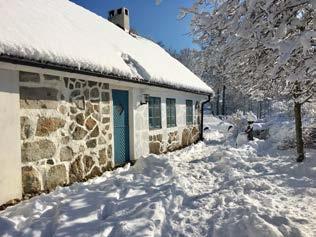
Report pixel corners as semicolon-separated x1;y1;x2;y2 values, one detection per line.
108;7;130;32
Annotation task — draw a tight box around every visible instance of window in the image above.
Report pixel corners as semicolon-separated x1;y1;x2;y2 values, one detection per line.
195;101;200;124
166;98;176;128
117;8;122;14
186;100;193;125
149;97;161;129
125;9;129;15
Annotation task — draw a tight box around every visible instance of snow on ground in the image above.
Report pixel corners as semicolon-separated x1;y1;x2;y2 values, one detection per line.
1;119;315;237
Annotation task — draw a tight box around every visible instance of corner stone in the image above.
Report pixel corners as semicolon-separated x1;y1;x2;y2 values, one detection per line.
45;164;67;191
44;74;60;81
22;166;42;194
69;156;85;183
19;71;40;83
99;148;107;165
20;87;59;109
182;128;190;147
107;145;112;159
22;139;56;162
149;141;162;155
20;116;32;139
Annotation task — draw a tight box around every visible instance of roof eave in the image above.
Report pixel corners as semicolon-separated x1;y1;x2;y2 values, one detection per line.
0;54;213;97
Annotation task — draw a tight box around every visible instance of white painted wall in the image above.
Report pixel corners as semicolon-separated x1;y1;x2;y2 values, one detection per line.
132;86;208;158
107;80;208;161
0;69;22;205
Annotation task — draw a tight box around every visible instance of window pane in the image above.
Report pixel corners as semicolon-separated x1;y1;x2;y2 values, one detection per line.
149;117;153;128
154;118;160;128
153;107;157;117
186;100;193;125
166;98;176;127
172;101;176;126
171;106;175;115
166;101;170;115
170;117;175;126
149;96;161;129
151;97;156;105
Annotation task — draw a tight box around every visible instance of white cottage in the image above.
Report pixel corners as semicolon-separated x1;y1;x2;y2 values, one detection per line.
0;0;213;205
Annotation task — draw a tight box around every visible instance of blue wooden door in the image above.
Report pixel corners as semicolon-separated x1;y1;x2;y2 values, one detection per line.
112;90;130;166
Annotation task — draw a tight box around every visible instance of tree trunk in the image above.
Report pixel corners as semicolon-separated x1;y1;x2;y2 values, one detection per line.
294;102;305;162
243;96;246;114
216;88;220;115
222;85;226;115
259;101;262;119
248;100;252;111
293;81;305;162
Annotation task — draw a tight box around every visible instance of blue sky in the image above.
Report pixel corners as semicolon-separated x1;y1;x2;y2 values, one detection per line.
70;0;196;51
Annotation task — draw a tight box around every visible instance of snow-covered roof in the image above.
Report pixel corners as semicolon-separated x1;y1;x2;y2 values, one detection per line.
0;0;213;95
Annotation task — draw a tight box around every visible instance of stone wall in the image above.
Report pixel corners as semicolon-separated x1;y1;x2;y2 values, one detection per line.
149;126;200;155
148;99;201;155
148;98;202;155
19;71;112;194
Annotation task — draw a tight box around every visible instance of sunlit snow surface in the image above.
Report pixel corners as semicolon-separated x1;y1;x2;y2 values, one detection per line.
1;117;315;237
0;0;212;94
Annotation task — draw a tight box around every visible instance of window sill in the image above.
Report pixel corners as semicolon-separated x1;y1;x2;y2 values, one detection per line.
149;127;162;131
167;125;177;128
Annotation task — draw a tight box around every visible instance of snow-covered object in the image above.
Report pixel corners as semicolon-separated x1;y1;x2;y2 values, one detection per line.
203;115;234;141
224;111;249;136
247;111;257;122
236;132;248;146
204;116;233;133
253;122;268;131
0;0;213;94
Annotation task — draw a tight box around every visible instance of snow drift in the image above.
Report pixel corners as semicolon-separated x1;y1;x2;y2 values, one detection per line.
0;122;315;237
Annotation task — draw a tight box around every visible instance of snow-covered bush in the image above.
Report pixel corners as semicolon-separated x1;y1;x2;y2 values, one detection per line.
271;101;294;118
225;110;247;135
266;100;315;149
269;121;296;149
302;100;316;118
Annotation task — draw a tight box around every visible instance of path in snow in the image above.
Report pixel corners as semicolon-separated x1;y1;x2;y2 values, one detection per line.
0;132;315;237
